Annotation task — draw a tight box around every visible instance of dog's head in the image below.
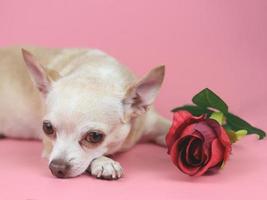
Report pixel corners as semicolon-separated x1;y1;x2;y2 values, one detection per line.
22;49;165;178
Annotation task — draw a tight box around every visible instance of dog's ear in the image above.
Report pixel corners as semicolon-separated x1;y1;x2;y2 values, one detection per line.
122;65;165;122
22;49;59;95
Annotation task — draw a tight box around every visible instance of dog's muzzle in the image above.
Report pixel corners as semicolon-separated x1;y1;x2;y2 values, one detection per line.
49;159;70;178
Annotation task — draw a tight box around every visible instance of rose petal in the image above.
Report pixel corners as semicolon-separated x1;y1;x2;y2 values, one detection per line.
192;144;202;160
180;125;200;139
169;136;204;176
206;119;232;161
166;111;193;147
169;138;180;165
166;111;204;153
185;137;196;164
169;124;204;158
177;138;201;175
194;121;218;165
185;136;203;166
194;121;216;147
189;140;203;166
194;138;224;176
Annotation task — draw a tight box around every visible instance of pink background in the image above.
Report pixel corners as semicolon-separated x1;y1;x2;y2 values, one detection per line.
0;0;266;199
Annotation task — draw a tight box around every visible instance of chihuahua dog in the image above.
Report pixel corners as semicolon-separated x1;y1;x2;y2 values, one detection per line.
0;47;170;180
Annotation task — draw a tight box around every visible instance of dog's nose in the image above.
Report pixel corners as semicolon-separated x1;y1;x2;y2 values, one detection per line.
49;159;70;178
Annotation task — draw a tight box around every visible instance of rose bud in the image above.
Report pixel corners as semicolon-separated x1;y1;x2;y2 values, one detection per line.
166;110;231;176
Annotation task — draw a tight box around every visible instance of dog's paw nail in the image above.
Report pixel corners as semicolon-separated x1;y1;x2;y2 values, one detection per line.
96;168;103;178
90;157;123;180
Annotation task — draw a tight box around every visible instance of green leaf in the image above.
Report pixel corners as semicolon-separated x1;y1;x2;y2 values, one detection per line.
210;112;225;125
223;124;233;132
171;105;212;116
226;113;266;139
235;130;248;140
192;88;228;114
226;129;247;144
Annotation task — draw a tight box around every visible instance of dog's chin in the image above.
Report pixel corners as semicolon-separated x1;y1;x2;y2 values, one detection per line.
49;162;91;179
68;165;91;178
51;169;88;179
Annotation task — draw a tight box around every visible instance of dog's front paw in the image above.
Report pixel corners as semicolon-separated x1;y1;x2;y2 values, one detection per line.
89;156;123;180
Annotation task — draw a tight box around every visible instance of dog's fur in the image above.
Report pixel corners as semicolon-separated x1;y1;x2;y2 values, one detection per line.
0;47;170;179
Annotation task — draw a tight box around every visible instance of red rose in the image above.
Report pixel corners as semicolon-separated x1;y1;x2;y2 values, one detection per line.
166;110;231;176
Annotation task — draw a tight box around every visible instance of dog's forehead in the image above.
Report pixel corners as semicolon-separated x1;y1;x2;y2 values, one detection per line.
45;83;124;129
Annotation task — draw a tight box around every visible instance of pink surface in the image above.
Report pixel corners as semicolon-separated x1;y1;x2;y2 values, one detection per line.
0;0;266;199
0;136;267;200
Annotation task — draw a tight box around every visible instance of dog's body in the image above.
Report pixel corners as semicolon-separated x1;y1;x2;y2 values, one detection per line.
0;47;170;179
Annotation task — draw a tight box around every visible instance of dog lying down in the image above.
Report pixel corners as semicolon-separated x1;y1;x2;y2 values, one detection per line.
0;47;171;180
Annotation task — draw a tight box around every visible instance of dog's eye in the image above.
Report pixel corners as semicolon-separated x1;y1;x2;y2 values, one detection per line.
43;120;55;136
85;131;104;144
